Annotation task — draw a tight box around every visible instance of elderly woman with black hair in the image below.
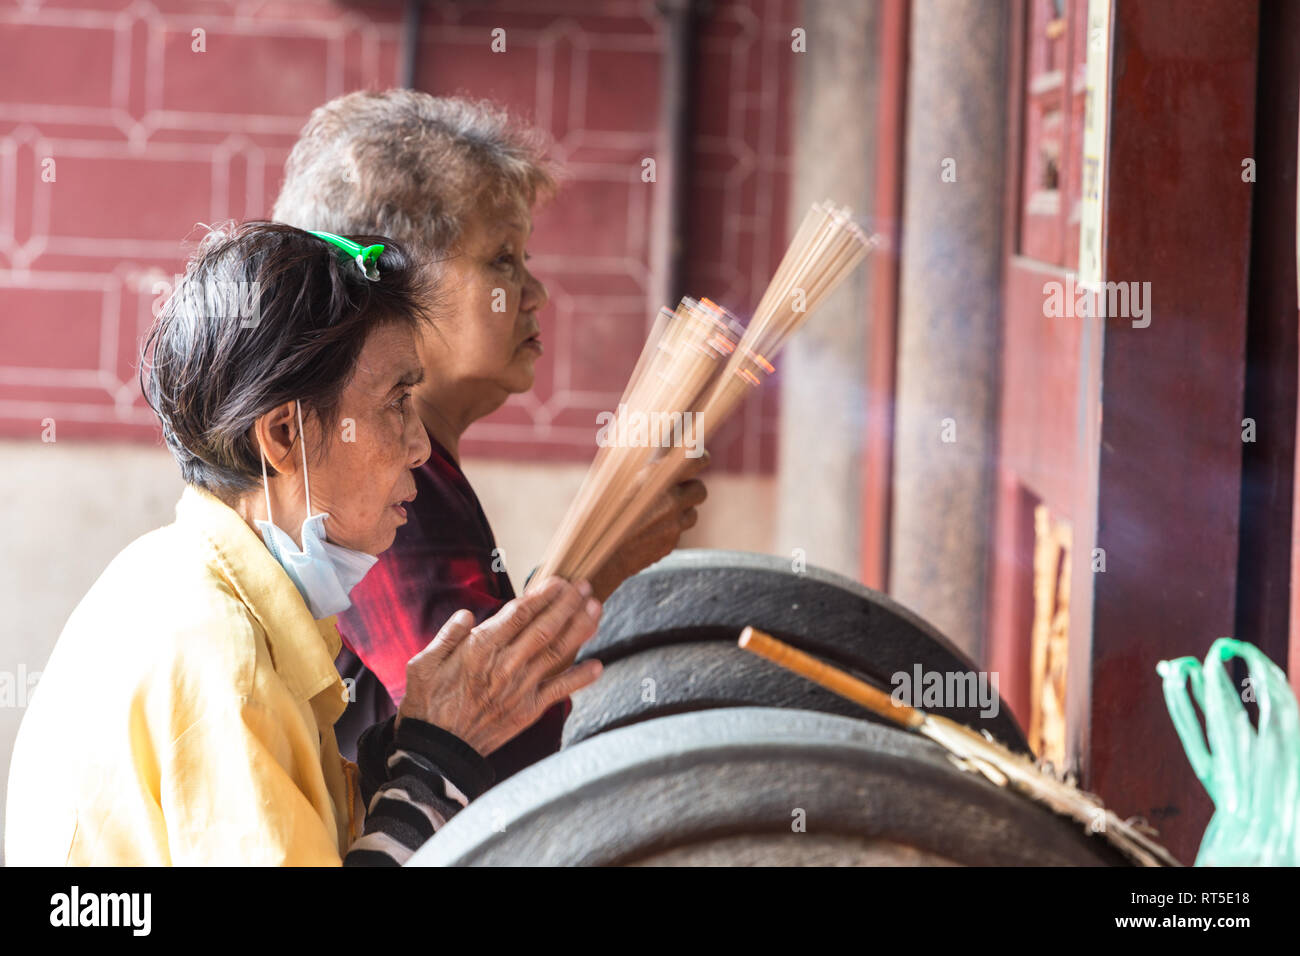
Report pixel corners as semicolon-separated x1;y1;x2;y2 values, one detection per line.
4;222;602;866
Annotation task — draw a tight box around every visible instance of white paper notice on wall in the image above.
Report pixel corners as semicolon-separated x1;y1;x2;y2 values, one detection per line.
1078;0;1111;286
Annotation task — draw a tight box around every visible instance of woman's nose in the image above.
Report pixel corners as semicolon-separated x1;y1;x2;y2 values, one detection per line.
407;413;431;469
521;268;549;313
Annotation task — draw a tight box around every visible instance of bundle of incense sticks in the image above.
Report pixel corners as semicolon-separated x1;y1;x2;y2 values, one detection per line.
533;201;878;585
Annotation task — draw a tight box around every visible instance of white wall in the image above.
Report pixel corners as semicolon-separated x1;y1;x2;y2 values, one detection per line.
0;440;183;865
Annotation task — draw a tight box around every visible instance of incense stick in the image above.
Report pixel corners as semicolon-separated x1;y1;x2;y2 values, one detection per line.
738;626;1182;868
533;202;877;585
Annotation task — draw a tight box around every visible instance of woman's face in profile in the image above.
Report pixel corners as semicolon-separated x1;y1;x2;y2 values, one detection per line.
305;322;431;555
419;199;550;402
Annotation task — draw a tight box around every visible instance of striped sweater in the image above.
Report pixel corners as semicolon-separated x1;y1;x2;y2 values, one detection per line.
344;715;495;866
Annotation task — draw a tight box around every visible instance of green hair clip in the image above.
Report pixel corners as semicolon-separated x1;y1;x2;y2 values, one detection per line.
308;230;385;281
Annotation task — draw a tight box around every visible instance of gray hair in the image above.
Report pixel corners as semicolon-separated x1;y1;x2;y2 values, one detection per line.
272;90;558;263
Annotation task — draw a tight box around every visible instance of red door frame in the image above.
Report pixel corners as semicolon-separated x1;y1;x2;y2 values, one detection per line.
1068;0;1260;864
859;0;909;593
1240;0;1299;699
988;0;1262;864
988;0;1090;739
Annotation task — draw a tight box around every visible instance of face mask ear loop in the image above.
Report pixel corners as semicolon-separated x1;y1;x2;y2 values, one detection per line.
296;400;313;519
260;440;274;527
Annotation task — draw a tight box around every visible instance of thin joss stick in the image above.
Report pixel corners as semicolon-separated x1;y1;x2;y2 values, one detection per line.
534;202;876;587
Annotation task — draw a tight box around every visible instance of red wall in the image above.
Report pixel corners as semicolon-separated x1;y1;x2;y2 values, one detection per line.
0;0;794;471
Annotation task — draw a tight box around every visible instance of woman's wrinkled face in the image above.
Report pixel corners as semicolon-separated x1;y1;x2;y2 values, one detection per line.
295;322;431;555
416;199;549;404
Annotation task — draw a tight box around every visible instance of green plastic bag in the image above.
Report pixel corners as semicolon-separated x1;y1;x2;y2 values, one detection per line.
1157;638;1300;865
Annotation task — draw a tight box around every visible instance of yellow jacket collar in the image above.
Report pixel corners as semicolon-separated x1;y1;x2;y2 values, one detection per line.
175;484;344;707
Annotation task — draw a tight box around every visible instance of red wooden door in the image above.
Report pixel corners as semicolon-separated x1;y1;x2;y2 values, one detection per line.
988;0;1089;743
989;0;1261;864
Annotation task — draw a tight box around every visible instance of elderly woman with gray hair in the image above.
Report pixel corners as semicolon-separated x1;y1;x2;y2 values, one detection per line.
4;222;603;865
272;91;709;773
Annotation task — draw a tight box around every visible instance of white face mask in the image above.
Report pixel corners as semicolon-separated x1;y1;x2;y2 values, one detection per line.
255;401;378;619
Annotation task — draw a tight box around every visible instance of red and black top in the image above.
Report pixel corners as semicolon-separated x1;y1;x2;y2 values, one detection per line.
333;433;567;781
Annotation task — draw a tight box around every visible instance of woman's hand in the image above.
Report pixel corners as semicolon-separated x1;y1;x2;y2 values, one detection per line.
396;576;604;756
589;451;710;601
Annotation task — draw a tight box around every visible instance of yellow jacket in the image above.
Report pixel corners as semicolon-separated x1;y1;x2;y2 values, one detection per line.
5;484;363;865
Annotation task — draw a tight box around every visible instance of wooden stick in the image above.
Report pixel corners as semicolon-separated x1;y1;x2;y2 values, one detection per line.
737;626;1182;868
738;627;924;729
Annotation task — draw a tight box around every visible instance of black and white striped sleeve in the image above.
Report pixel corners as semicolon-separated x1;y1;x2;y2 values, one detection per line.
343;714;495;866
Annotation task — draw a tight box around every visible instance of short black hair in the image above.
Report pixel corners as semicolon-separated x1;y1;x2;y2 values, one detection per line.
141;220;431;501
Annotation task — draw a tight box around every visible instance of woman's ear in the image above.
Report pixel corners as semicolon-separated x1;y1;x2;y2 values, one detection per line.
251;401;301;476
